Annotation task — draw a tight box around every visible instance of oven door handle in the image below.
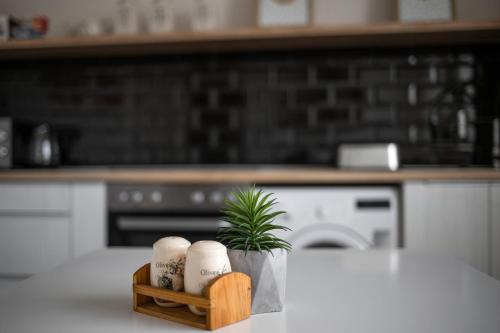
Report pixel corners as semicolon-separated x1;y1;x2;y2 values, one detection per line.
116;217;230;232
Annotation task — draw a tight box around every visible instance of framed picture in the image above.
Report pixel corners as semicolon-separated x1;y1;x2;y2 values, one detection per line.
257;0;313;28
398;0;455;23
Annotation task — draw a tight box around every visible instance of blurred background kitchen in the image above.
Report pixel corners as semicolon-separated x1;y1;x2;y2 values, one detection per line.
0;0;499;292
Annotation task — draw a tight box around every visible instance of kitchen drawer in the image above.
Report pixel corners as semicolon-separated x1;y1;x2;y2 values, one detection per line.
0;183;71;213
0;216;70;275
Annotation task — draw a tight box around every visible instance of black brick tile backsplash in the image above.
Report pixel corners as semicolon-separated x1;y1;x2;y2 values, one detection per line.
218;91;246;108
358;67;391;84
200;111;230;127
274;109;308;127
295;88;327;106
0;47;499;166
318;107;353;125
398;67;432;83
196;71;230;88
336;87;366;104
377;86;409;105
317;66;350;83
361;107;396;125
190;91;209;107
278;67;308;85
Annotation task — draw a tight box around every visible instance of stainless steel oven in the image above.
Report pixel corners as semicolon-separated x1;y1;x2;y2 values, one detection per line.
107;184;245;247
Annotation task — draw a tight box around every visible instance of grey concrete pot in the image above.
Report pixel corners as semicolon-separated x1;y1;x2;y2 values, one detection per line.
227;248;287;314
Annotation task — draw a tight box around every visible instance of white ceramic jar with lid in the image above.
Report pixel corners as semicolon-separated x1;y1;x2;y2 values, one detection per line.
151;236;191;307
184;240;231;315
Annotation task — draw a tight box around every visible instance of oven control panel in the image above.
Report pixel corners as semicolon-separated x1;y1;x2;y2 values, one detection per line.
107;184;245;212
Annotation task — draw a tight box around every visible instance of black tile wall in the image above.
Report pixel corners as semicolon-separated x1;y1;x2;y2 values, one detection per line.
1;47;499;166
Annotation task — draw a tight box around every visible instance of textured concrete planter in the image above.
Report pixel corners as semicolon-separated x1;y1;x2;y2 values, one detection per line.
227;249;287;314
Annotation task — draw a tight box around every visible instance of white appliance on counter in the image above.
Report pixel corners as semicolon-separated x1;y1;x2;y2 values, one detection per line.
262;186;399;249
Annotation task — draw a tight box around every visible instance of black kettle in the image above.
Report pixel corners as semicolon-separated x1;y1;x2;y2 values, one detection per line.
29;123;60;167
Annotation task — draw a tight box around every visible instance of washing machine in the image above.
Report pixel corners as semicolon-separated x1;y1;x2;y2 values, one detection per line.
262;186;399;250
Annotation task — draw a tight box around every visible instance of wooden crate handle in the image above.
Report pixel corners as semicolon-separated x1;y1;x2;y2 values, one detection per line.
134;284;213;309
133;263;212;308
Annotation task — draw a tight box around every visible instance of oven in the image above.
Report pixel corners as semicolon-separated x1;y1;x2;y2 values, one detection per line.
107;183;399;249
107;184;244;247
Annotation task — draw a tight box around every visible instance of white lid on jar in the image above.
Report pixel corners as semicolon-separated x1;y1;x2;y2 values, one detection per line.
188;240;227;253
153;236;191;251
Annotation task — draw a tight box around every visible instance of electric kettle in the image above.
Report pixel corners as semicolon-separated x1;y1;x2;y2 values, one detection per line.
29;123;60;167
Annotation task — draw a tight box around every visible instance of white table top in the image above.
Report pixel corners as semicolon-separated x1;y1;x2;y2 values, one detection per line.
1;249;500;333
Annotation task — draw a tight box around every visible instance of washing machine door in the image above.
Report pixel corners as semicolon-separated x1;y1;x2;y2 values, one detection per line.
288;224;372;250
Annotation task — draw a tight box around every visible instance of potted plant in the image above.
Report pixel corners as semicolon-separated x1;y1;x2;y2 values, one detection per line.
217;186;292;314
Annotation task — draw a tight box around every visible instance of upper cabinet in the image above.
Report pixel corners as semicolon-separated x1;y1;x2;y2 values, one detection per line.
0;21;500;60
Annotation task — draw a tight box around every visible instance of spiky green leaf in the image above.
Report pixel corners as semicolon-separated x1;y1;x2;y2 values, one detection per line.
216;186;292;254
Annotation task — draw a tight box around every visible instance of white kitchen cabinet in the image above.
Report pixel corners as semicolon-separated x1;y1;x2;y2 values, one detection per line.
0;182;106;276
73;183;106;258
0;216;71;275
491;183;500;280
403;182;490;273
0;183;71;213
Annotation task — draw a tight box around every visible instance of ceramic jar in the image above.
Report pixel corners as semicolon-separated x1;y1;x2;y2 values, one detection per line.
184;241;231;315
151;236;191;307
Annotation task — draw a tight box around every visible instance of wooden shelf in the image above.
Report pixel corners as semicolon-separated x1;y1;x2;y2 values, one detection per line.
1;20;500;60
0;168;499;184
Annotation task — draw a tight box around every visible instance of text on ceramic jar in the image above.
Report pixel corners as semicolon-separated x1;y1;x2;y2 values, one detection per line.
199;265;228;276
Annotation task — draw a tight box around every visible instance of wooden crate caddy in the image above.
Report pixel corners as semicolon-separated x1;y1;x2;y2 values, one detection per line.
132;263;251;330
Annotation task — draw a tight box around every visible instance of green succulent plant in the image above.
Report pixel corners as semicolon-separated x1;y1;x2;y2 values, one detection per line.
217;186;292;254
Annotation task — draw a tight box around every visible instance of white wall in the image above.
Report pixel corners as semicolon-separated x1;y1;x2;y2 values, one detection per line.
0;0;256;36
1;0;499;37
455;0;500;21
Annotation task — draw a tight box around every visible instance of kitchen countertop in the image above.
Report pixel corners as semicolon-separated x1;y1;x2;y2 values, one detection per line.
1;249;499;333
0;167;499;183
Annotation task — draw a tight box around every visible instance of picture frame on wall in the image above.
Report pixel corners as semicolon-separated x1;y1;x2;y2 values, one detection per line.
257;0;313;28
398;0;455;23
